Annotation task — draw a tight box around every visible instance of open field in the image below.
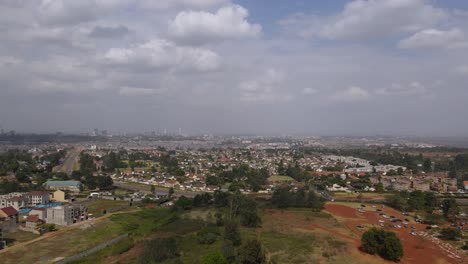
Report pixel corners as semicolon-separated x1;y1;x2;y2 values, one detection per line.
3;201;467;264
86;199;130;216
2;231;40;247
267;175;295;182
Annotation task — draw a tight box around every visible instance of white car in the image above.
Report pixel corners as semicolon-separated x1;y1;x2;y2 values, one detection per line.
378;220;385;223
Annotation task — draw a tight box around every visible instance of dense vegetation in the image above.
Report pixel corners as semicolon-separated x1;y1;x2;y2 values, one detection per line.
361;228;403;262
271;186;325;211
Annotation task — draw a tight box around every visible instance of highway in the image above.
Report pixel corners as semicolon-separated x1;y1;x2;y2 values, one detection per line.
53;147;81;175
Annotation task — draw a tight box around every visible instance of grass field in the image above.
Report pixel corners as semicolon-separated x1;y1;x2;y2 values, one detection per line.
267;175;295;182
86;199;130;215
2;231;40;246
4;200;465;264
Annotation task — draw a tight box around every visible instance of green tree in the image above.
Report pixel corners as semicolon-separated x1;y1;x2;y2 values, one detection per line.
361;228;403;262
174;196;192;210
238;238;266;264
439;228;462;241
239;197;262;227
224;219;241;246
442;199;459;221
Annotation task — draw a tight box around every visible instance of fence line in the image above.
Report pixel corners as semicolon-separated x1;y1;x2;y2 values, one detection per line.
55;233;129;264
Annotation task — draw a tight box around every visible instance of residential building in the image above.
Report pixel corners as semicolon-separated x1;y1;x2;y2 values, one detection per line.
20;215;44;234
0;207;19;234
45;204;88;226
49;190;68;202
27;191;50;206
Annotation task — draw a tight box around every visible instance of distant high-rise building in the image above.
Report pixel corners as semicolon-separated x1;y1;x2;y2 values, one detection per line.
101;130;108;136
92;128;99;137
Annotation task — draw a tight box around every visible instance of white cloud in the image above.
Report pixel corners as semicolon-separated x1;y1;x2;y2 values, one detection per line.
282;0;446;40
103;38;220;71
169;4;261;44
332;86;370;102
38;0;131;25
301;88;317;95
239;69;293;103
138;0;229;10
398;28;468;49
377;82;428;95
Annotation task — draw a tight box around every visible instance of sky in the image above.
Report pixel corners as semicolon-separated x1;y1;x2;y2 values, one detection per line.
1;0;468;136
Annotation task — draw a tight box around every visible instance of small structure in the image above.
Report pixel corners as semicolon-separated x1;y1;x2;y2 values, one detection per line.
50;190;68;202
20;215;44;234
43;180;82;193
0;207;19;234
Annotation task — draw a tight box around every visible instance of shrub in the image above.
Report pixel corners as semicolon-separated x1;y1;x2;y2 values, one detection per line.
197;228;219;245
140;237;178;263
200;251;228;264
361;228;403;262
238;238;266;264
439;228;462;241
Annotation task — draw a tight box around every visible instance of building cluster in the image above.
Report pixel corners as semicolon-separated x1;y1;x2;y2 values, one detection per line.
0;180;87;237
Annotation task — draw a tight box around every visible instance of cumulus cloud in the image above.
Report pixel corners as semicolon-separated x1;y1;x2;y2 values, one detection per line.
398;28;468;49
103;39;220;72
281;0;446;40
138;0;229;10
38;0;131;25
332;86;370;102
169;4;261;44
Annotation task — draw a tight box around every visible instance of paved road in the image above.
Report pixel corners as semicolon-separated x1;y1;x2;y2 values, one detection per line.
53;148;81;175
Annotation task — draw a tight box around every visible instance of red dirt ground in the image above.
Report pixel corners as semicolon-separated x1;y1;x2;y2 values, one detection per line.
324;203;466;264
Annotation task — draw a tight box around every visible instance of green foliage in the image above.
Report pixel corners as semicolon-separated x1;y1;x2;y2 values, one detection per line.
200;251;228;264
238;238;266;264
271;186;324;210
79;153;96;175
218;165;269;191
41;224;56;233
441;199;459;221
239;197;262;227
222;240;236;263
439;228;462;241
193;193;212;207
102;152;126;172
196;227;220;245
224;219;241;246
96;175;113;190
140;237;179;263
361;228;403;262
174;196;192;211
386;191;439;212
213;190;230;207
